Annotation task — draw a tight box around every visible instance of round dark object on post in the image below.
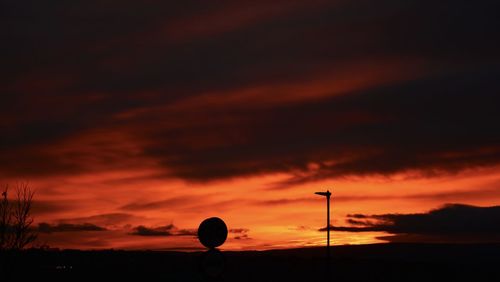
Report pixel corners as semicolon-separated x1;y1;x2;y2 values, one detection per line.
198;217;228;249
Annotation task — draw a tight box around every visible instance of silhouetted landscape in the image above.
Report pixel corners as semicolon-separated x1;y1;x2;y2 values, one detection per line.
2;243;500;282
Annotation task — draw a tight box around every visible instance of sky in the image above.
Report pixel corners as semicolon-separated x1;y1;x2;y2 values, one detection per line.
1;0;500;250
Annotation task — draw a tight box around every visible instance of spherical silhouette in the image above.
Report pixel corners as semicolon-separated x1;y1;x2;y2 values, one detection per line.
198;217;228;249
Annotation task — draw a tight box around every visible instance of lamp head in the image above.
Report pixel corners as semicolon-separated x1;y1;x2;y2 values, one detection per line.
315;190;331;197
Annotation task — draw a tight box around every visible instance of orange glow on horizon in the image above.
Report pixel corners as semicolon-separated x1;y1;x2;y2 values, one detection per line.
21;165;500;250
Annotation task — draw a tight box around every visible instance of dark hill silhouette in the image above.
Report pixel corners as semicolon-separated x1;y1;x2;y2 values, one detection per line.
2;243;499;282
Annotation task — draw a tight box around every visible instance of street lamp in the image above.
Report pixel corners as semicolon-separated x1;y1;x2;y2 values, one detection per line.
315;190;332;262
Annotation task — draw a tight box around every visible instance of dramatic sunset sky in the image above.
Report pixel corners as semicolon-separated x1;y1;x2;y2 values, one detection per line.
1;1;500;250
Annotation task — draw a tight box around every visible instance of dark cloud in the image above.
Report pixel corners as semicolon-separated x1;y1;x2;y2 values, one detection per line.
38;222;107;233
1;0;499;183
130;225;250;237
130;66;500;184
131;224;175;236
129;224;196;237
322;204;500;243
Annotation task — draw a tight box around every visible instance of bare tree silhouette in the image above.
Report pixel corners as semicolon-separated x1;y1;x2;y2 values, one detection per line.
0;183;37;250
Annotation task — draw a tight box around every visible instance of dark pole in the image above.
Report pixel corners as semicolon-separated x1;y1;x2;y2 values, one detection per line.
327;190;330;262
315;189;332;276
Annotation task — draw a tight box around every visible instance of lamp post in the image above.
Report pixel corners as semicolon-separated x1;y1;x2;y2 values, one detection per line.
315;190;332;263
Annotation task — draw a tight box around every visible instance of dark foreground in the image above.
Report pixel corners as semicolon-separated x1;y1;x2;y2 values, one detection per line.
1;244;499;282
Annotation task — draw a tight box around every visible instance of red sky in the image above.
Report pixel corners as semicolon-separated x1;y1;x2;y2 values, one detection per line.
1;0;500;250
